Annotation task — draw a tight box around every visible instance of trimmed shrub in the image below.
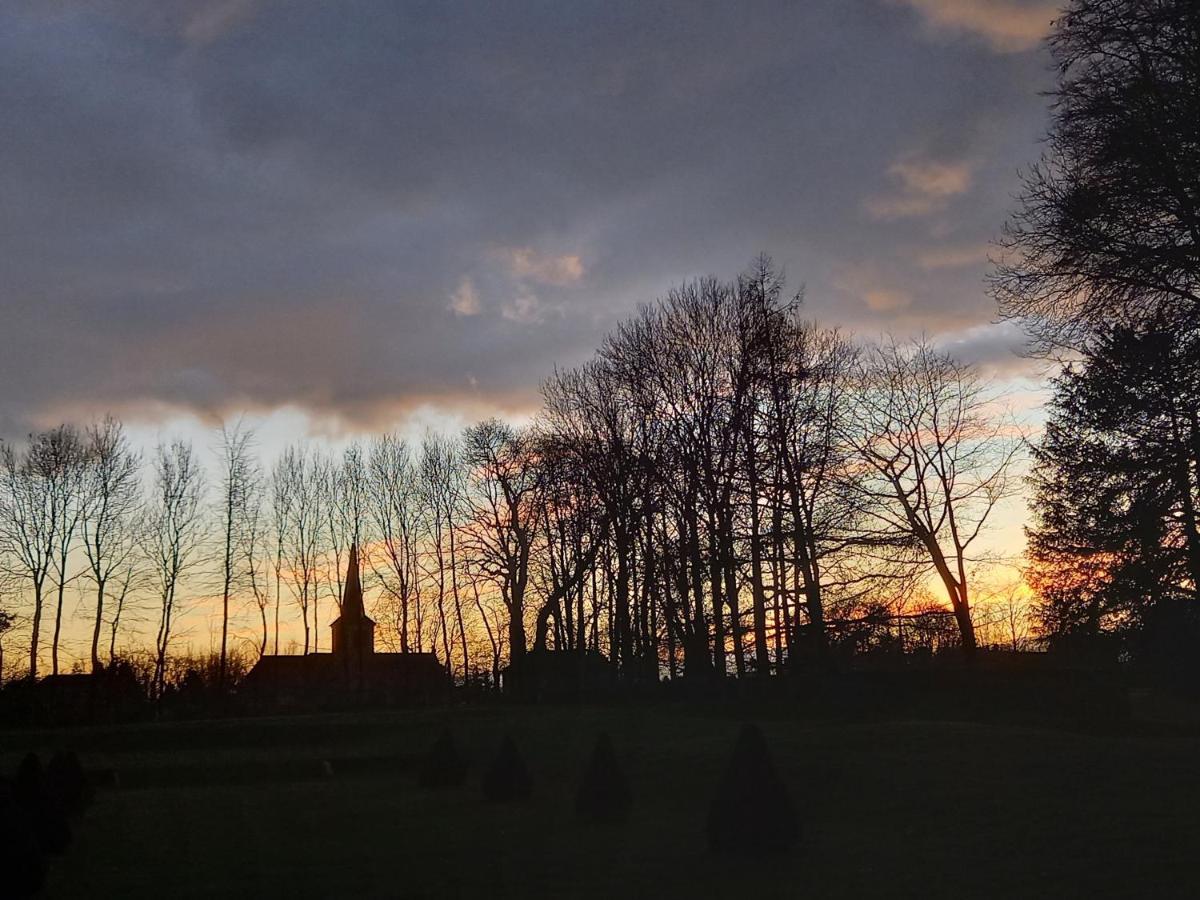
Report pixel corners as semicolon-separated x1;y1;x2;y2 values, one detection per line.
706;723;799;856
11;754;43;810
418;727;468;789
481;735;533;802
46;751;93;815
575;732;632;824
0;793;46;898
12;753;71;855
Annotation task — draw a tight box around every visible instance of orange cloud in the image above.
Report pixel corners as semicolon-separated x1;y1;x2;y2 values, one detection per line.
182;0;262;46
865;158;972;221
498;247;585;287
888;0;1058;53
448;276;482;316
864;288;914;313
916;242;991;270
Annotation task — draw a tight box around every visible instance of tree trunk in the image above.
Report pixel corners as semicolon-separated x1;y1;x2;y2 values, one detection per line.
747;437;769;674
91;580;106;673
52;578;66;676
29;584;43;679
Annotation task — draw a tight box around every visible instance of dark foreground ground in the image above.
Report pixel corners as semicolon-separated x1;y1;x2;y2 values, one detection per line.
3;694;1199;899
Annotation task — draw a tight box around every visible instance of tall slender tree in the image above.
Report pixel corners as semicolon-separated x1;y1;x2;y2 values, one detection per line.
215;423;256;687
80;417;141;673
146;440;205;696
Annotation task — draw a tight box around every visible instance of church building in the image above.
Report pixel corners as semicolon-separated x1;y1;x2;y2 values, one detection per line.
242;545;447;709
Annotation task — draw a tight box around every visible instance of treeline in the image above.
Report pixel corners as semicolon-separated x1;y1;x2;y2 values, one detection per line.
995;0;1200;673
0;257;1028;689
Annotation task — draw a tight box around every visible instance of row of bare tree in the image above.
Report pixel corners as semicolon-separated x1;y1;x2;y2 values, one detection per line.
0;259;1022;687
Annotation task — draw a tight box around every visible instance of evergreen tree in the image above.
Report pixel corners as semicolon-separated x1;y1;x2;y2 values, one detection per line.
1028;321;1200;657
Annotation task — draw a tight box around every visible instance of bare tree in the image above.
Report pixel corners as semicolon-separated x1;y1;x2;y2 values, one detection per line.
992;0;1200;352
421;433;474;677
847;338;1021;657
80;417;142;672
269;457;292;655
34;426;89;675
240;457;273;659
0;434;81;681
215;422;256;687
368;435;424;653
106;561;140;663
273;446;324;655
146;439;205;696
462;420;542;665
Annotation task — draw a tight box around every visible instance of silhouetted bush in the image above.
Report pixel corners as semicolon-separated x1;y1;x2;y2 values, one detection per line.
0;792;46;898
418;727;468;788
482;735;532;802
46;751;93;815
12;754;43;810
706;724;798;856
575;732;632;824
11;753;71;855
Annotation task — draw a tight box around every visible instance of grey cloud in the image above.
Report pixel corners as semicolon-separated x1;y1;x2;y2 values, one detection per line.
0;0;1053;436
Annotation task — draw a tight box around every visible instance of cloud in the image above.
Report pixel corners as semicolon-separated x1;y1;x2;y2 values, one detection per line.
449;276;481;316
0;1;1049;438
182;0;262;45
865;288;914;313
499;247;586;287
501;290;547;324
915;242;991;270
865;158;973;220
934;320;1039;377
835;266;914;315
888;0;1059;53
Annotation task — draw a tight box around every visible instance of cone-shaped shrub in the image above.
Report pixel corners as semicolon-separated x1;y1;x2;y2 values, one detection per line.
418;727;468;788
0;796;46;898
32;797;72;855
706;723;799;856
12;753;43;810
12;752;71;855
481;735;533;802
575;733;632;824
47;751;94;815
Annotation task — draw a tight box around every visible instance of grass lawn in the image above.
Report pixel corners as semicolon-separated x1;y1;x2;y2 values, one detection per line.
2;702;1198;898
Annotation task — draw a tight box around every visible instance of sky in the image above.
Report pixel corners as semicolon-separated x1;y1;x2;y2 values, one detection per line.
0;0;1061;446
0;0;1067;668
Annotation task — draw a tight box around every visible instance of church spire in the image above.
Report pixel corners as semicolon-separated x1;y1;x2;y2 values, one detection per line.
331;542;374;657
342;543;365;619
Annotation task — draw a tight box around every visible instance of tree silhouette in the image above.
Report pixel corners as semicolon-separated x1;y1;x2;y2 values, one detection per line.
1027;322;1200;654
994;0;1200;351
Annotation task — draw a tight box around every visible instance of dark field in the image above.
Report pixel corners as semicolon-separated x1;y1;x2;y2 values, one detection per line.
4;700;1199;899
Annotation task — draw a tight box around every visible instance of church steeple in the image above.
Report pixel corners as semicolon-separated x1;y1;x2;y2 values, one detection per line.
341;543;365;618
331;543;374;657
